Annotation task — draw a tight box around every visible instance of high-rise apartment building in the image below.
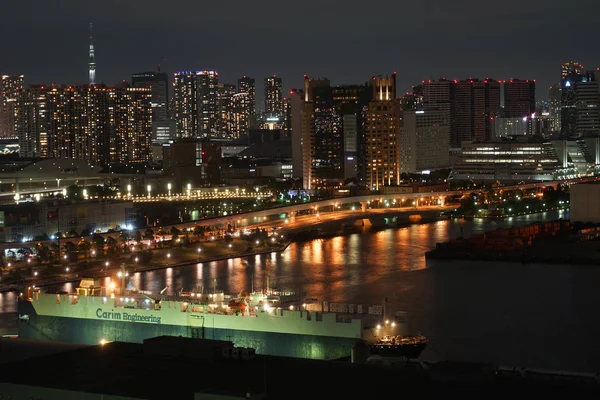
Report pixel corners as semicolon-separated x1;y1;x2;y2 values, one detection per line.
197;71;219;138
45;85;103;163
173;70;219;139
332;84;371;181
365;73;401;190
455;79;500;144
420;79;455;147
16;85;46;158
548;84;562;132
503;79;536;118
290;89;308;186
265;76;283;116
0;74;24;137
292;76;371;189
419;78;500;146
173;71;198;138
303;77;340;187
217;83;236;138
282;97;292;137
237;76;256;117
112;86;154;165
132;71;169;122
232;92;252;139
16;84;152;166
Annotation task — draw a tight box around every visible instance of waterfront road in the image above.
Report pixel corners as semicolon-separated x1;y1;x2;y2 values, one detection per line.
0;205;453;252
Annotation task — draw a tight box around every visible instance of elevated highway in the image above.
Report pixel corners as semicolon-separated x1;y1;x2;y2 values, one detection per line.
1;176;596;252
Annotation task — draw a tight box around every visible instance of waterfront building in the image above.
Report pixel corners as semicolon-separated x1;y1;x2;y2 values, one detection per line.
449;138;596;182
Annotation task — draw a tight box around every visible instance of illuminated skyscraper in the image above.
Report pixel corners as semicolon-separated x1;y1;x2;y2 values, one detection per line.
217;83;236;138
232;92;251;139
88;23;96;86
173;71;198;138
112;86;154;164
0;74;24;137
237;76;256;117
173;70;219;138
45;85;105;163
132;71;169;122
265;76;283;115
292;76;371;188
365;73;401;190
197;71;219;137
575;70;600;137
16;85;46;158
548;84;562;132
283;97;292;137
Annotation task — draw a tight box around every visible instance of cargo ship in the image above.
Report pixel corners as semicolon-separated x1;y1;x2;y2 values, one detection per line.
18;277;427;360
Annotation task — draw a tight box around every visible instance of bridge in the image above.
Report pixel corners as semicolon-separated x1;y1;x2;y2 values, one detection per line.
0;176;595;252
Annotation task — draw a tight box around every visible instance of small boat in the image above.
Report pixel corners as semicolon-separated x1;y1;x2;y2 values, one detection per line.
369;334;428;359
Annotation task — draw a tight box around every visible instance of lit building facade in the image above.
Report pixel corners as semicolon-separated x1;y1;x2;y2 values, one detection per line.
449;139;588;182
232;92;252;139
265;76;283;116
492;117;531;138
400;109;451;174
173;71;198;138
16;85;46;158
15;84;152;167
575;70;600;137
173;70;219;139
217;83;236;138
112;87;153;165
548;83;562;132
293;76;370;189
197;71;219;138
365;73;401;190
0;74;24;138
237;76;256;117
283;97;292;137
132;71;169;122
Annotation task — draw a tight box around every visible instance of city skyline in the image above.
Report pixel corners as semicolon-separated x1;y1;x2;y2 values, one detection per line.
2;0;600;100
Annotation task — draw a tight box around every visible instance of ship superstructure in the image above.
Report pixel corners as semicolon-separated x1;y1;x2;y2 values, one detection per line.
19;278;424;360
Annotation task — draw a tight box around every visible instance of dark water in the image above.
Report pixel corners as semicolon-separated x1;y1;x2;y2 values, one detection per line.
5;209;600;372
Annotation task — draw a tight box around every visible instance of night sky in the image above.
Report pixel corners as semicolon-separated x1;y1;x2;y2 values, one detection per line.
2;0;600;102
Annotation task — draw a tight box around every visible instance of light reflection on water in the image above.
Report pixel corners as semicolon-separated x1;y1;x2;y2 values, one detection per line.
5;211;600;372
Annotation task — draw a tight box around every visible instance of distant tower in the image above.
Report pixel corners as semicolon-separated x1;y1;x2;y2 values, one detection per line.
88;23;96;85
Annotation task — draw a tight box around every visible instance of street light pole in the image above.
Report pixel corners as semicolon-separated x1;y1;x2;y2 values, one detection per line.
56;208;60;262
